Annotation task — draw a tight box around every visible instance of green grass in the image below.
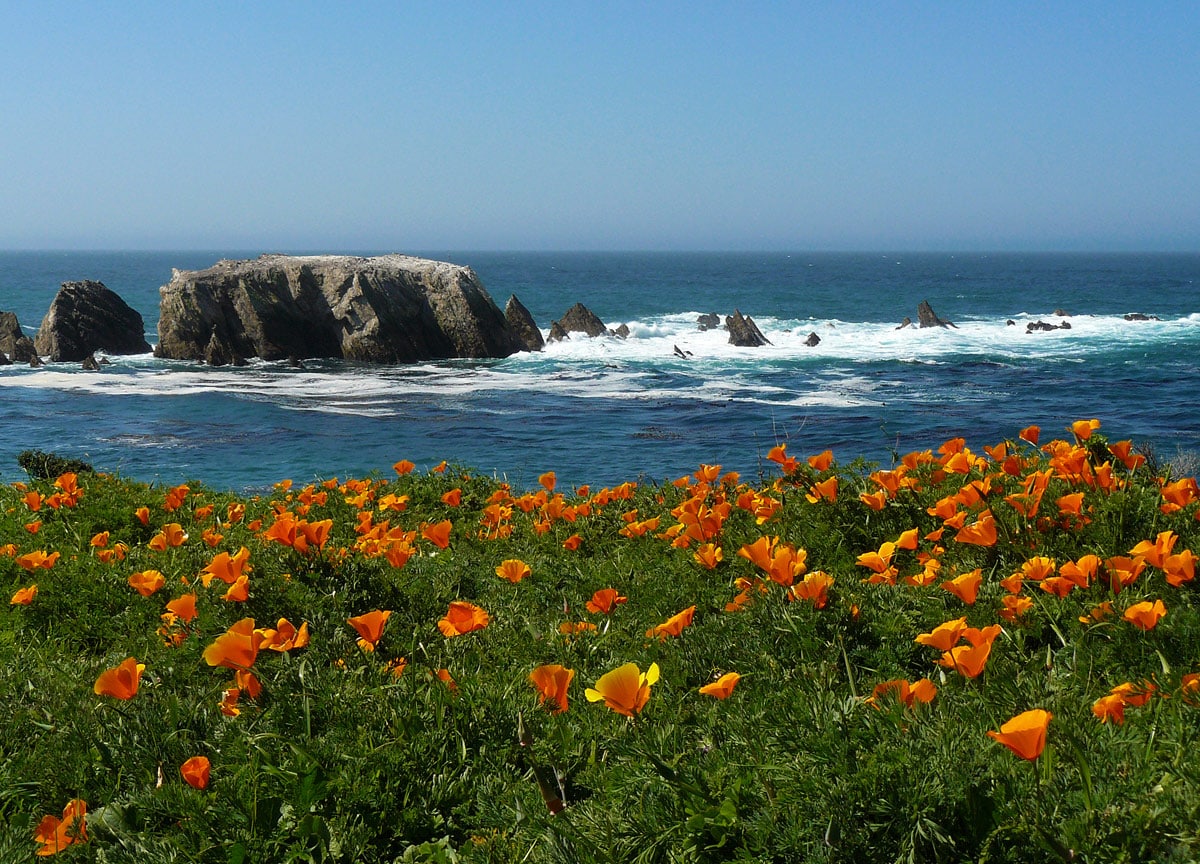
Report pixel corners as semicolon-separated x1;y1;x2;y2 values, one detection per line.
1;428;1199;862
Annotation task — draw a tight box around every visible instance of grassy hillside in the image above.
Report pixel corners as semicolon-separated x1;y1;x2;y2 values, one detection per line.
2;423;1198;862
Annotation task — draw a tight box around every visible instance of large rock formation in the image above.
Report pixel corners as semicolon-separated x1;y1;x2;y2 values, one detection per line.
504;295;544;352
725;310;770;347
155;254;525;364
34;281;151;362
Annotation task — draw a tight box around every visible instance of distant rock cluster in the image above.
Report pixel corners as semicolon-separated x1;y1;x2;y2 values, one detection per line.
0;266;1171;369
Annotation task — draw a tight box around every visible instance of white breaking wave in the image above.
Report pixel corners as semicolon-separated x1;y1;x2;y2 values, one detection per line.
1;312;1194;417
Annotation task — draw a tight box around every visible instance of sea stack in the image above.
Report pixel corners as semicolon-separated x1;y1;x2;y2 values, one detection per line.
155;254;525;364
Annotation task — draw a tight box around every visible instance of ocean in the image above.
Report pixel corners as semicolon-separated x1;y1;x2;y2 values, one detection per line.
1;251;1198;491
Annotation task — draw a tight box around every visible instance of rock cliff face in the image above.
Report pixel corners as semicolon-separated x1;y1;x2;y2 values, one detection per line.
33;282;151;361
155;255;525;364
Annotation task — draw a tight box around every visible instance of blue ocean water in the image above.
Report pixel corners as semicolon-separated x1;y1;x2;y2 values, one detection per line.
1;251;1198;490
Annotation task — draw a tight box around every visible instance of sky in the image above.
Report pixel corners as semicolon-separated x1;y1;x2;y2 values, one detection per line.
1;2;1197;252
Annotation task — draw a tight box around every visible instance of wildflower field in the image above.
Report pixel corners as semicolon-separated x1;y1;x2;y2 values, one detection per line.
3;422;1200;862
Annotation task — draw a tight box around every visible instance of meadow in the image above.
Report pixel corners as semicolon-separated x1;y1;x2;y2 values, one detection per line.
2;422;1198;862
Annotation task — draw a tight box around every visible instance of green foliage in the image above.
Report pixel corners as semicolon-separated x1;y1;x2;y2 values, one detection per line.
16;449;94;480
1;430;1199;861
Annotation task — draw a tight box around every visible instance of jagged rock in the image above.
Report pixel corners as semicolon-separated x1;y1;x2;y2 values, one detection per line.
204;328;233;367
0;351;10;366
287;356;305;369
1006;320;1016;326
1124;312;1159;321
34;280;151;362
1053;309;1071;317
1060;321;1072;330
805;332;821;347
98;356;112;365
673;344;693;359
0;311;24;357
81;354;101;371
547;322;568;342
896;317;912;330
504;295;544;352
11;336;38;363
917;300;956;329
156;254;523;364
612;323;630;339
697;313;721;331
29;353;43;368
554;303;607;338
725;310;770;347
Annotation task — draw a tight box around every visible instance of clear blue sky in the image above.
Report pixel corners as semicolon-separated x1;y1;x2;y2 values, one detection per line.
1;2;1196;251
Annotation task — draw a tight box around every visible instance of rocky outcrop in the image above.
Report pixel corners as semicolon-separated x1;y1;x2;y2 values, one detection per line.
896;317;912;330
611;323;630;339
697;313;721;331
504;295;544;352
804;332;821;347
917;300;956;329
34;281;151;362
81;354;101;371
1026;320;1072;333
726;310;770;347
156;254;523;364
0;312;24;357
552;303;607;339
1124;312;1159;321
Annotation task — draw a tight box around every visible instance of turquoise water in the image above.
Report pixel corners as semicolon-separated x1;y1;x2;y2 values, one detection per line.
2;251;1198;490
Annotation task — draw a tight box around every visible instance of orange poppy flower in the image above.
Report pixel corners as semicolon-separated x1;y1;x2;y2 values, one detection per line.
222;575;250;602
1071;418;1100;441
421;519;453;549
1164;550;1196;587
393;459;415;475
203;618;262;671
33;798;87;855
439;488;462;507
585;662;660;717
128;570;166;597
693;543;723;569
529;664;574;713
699;671;741;700
1093;692;1126;724
11;584;38;605
1060;555;1099;589
868;678;937;709
939;639;994;679
860;490;888;511
562;534;583;551
219;687;241;716
559;621;597;636
348;609;391;651
166;592;199;624
16;550;60;571
1078;600;1114;625
1130;530;1178;569
1039;577;1076;598
24;520;41;534
987;708;1051;760
438;601;490;637
941;569;982;605
807;449;834;471
586;588;628;615
257;618;310;652
954;511;998;546
23;490;42;512
1018;425;1040;445
915;616;969;651
495;559;532;583
180;756;211;790
94;656;145;700
999;594;1034;622
805;476;838;504
1123;599;1167;631
645;605;696;639
789;570;834;609
200;547;253;586
766;444;799;474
